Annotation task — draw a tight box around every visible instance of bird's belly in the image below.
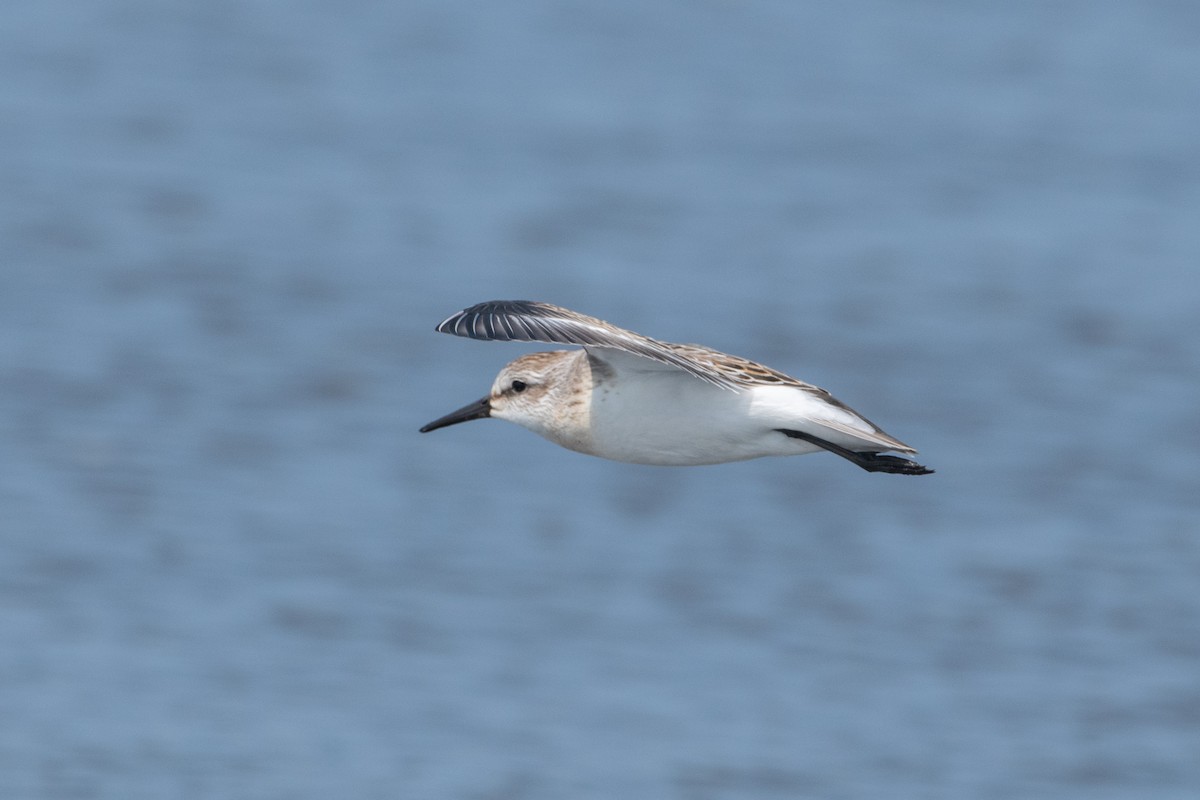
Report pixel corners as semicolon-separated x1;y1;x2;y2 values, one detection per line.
582;380;802;466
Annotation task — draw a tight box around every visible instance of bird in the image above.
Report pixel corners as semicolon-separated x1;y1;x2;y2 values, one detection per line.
420;300;933;475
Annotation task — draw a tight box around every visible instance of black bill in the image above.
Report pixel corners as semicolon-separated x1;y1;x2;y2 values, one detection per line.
419;396;492;433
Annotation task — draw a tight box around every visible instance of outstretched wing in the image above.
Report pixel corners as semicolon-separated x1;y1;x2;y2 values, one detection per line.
432;300;744;389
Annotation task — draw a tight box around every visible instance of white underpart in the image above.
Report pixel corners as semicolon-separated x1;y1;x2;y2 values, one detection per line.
579;370;889;466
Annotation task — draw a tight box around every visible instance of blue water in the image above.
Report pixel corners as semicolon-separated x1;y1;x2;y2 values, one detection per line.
2;1;1198;798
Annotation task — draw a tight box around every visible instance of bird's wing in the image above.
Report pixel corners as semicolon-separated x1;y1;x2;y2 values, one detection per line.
432;300;744;389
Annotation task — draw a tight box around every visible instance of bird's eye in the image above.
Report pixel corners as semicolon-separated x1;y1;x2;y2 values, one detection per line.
511;380;527;393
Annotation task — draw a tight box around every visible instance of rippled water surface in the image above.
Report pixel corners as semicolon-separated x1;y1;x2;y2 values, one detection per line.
2;2;1199;798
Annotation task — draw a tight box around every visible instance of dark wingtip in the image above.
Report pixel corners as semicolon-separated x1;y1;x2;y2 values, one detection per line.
864;456;934;475
433;300;542;338
777;428;935;475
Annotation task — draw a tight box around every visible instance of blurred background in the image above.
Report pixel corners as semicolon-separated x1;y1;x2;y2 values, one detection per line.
2;1;1198;798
